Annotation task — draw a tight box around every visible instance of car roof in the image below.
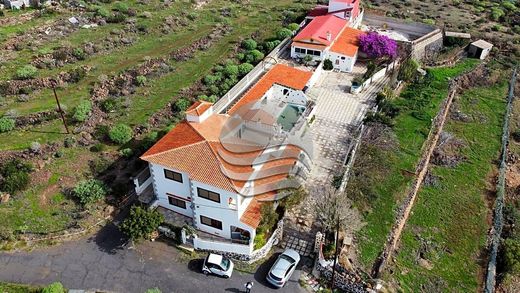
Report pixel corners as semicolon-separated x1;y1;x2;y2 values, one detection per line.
207;253;223;265
270;249;300;278
282;249;300;262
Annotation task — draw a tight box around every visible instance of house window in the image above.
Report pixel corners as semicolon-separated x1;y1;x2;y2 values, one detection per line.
283;89;289;95
341;56;346;60
307;49;320;56
164;169;183;183
295;47;306;54
197;188;220;203
168;196;187;209
200;215;222;230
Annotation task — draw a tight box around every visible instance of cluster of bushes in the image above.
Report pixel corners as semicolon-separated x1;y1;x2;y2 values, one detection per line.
0;159;32;195
73;179;108;205
197;23;300;103
92;1;136;23
501;200;520;277
254;203;279;249
364;88;400;126
42;282;66;293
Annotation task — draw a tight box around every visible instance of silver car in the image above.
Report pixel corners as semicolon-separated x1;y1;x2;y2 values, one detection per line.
266;249;300;288
202;253;234;278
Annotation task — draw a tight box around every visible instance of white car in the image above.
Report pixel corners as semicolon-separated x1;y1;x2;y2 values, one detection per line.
202;253;234;278
266;249;300;288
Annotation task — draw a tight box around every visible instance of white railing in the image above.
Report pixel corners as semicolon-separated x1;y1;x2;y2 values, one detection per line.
213;38;292;114
133;167;152;195
193;235;253;255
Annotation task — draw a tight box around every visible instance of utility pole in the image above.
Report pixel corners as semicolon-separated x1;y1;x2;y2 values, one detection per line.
52;81;69;134
330;218;340;291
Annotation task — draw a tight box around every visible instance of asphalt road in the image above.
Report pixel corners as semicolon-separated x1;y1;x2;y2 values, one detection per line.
0;221;305;293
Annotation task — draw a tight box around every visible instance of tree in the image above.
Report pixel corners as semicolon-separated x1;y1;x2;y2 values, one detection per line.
241;39;257;50
245;50;264;63
0;159;32;194
323;59;333;70
120;205;164;241
398;58;419;82
73;179;108;205
287;23;300;32
276;28;293;40
109;123;133;144
42;282;65;293
313;185;359;237
359;32;398;59
174;98;191;112
238;63;254;76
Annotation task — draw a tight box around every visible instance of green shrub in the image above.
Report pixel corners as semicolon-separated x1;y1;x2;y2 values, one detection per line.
15;65;38;80
398;58;419;82
107;12;127;23
276;28;293;40
90;143;106;152
254;232;266;250
223;64;239;77
287;23;300;31
119;148;134;158
109;123;133;144
64;136;76;148
95;6;110;18
0;159;32;194
203;74;220;86
241;39;257;50
146;288;162;293
490;7;505;20
136;75;147;86
42;282;66;293
73;179;108;205
174;98;191;112
245;50;264;63
72;100;92;122
72;48;86;60
114;2;129;13
323;59;333;70
198;94;218;103
0;117;15;133
101;98;121;113
120;205;164;241
238;63;254;76
505;238;520;273
263;40;281;52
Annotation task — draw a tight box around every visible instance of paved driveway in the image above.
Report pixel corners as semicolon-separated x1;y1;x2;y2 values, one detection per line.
0;222;305;293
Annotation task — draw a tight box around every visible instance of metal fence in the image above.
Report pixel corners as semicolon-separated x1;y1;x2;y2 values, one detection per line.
484;68;517;293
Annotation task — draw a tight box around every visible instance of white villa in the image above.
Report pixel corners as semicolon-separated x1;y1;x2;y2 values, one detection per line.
136;64;314;256
290;0;365;72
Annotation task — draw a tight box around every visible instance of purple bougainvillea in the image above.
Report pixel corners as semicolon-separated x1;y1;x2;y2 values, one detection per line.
359;32;398;59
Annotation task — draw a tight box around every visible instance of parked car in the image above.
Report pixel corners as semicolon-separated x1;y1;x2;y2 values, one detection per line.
202;253;234;278
266;249;300;288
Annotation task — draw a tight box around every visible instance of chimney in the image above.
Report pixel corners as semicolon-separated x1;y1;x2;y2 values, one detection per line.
326;31;331;42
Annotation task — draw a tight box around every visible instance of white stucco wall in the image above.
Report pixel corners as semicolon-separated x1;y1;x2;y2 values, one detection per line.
150;163;194;218
269;84;307;106
328;0;352;19
325;51;357;72
191;181;254;239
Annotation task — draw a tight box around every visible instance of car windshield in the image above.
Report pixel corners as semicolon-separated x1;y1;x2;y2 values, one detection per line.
280;254;296;264
221;258;230;270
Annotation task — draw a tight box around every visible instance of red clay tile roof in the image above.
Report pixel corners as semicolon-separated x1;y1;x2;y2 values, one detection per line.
293;15;347;46
240;192;276;228
143;141;237;192
141;121;204;157
330;26;364;57
186;100;213;116
228;64;312;114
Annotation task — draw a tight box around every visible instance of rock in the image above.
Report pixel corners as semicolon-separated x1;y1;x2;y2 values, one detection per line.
103;205;115;216
0;193;10;204
418;258;434;270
